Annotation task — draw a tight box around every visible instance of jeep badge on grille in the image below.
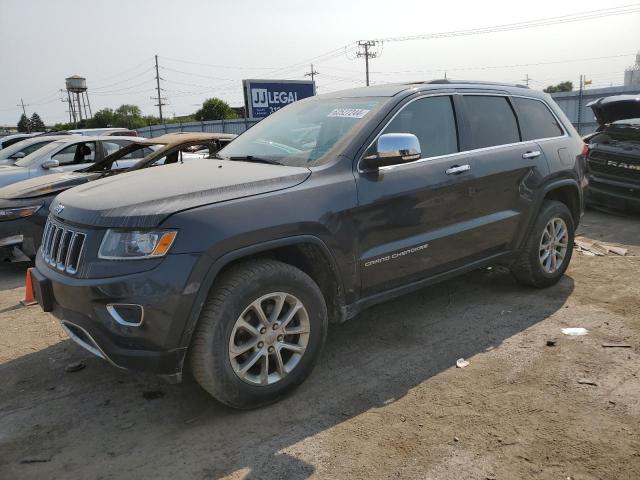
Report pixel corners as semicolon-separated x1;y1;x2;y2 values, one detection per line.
54;204;64;215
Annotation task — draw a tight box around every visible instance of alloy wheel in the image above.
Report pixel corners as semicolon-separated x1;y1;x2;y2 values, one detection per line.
228;292;310;386
539;217;569;274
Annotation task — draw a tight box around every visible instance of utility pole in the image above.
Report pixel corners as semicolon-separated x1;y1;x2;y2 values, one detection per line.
153;54;166;123
305;63;319;83
357;40;378;86
577;74;584;135
16;98;30;132
522;74;531;87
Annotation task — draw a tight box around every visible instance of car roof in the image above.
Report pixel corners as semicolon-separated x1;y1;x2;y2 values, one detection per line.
12;134;82;145
319;79;539;99
50;135;144;143
135;132;237;147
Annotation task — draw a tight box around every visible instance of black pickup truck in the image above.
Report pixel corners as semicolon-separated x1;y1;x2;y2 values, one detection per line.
31;81;586;408
585;95;640;211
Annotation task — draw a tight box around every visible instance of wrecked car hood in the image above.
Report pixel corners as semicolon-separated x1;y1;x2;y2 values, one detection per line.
51;159;311;228
588;95;640;125
0;172;99;200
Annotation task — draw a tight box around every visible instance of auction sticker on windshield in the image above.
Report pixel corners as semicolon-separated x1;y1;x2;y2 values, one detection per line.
328;108;370;118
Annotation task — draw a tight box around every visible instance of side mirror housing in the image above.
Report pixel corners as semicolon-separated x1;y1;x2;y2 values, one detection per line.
41;159;60;170
361;133;421;171
10;152;26;160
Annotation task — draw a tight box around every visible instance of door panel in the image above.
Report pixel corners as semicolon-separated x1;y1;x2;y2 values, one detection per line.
463;142;549;251
355;154;483;296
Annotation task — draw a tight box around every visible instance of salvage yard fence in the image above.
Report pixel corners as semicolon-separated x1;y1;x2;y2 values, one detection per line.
137;118;259;138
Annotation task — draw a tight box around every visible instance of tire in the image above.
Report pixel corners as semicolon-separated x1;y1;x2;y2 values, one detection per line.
511;200;575;288
190;259;328;409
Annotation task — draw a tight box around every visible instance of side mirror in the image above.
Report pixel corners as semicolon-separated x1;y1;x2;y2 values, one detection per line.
41;159;60;170
361;133;421;171
10;152;26;160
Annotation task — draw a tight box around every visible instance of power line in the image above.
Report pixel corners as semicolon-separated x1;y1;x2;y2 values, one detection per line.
91;59;153;85
376;4;640;43
160;56;275;71
91;68;154;91
370;52;637;75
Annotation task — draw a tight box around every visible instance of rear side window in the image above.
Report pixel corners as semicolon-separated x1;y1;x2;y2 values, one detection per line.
513;97;564;140
383;96;458;158
463;96;520;149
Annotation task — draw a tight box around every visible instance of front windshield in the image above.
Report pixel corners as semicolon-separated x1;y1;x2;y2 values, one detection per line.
14;141;65;167
219;96;385;166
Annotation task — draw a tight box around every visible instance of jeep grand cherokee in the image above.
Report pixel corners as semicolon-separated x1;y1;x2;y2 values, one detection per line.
31;80;586;408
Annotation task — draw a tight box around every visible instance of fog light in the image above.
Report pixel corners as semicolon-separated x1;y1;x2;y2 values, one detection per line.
106;304;144;327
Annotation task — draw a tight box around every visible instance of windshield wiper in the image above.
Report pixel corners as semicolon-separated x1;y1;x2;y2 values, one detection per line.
228;155;281;165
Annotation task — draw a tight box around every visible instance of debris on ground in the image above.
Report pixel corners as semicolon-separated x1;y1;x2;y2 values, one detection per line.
64;361;86;373
546;340;557;347
602;343;632;348
577;379;598;386
561;327;589;336
142;390;166;400
574;238;628;257
19;457;52;464
456;358;470;368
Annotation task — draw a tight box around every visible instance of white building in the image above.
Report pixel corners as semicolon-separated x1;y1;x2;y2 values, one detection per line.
624;52;640;86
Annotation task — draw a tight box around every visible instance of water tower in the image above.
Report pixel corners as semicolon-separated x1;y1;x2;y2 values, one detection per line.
65;75;92;125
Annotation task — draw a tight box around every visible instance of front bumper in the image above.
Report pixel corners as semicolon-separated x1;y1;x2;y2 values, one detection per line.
0;214;45;259
34;252;205;376
586;174;640;212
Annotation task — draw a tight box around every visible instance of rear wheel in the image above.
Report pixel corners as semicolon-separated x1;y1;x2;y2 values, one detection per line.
511;200;575;288
190;259;327;409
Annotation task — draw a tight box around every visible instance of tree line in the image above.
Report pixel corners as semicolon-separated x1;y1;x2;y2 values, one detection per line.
17;97;238;132
17;112;46;132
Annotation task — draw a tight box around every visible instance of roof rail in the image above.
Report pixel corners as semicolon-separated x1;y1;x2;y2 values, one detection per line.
411;79;530;89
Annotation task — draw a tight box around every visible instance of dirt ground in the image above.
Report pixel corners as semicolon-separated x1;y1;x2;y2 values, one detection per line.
1;209;639;480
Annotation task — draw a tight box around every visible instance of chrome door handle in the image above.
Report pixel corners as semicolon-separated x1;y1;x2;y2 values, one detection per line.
445;164;471;175
522;150;541;159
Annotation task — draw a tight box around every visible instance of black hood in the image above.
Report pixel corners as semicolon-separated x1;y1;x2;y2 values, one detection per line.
588;95;640;125
0;172;99;200
51;158;310;228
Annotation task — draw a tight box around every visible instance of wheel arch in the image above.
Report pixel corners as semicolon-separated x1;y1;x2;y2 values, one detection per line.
541;179;582;227
179;235;346;352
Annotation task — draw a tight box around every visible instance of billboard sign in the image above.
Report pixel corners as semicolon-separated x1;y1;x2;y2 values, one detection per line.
243;79;315;119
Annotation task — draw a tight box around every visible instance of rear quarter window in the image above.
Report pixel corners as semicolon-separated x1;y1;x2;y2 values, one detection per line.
513;97;564;140
463;96;520;149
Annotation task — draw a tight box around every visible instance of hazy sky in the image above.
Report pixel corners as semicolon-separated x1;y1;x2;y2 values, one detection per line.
1;0;638;125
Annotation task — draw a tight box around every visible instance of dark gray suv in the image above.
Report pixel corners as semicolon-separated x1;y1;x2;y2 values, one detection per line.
31;80;586;408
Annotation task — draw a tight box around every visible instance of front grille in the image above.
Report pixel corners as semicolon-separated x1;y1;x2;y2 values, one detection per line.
41;218;86;274
588;150;640;183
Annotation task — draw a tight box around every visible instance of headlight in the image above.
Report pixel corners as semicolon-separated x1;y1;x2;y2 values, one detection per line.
98;229;178;260
0;204;42;222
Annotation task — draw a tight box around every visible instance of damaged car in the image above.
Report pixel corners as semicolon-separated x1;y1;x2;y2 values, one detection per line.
585;94;640;211
0;133;235;261
30;81;585;408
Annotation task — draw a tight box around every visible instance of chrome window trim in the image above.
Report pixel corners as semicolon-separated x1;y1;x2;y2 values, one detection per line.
357;91;568;174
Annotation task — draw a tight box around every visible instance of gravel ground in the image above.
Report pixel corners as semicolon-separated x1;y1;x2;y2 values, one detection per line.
0;209;639;480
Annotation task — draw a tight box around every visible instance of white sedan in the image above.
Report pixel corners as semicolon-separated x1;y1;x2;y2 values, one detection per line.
0;136;142;189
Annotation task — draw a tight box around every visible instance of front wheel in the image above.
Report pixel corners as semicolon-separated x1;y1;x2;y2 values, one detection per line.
511;200;575;288
189;259;328;409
